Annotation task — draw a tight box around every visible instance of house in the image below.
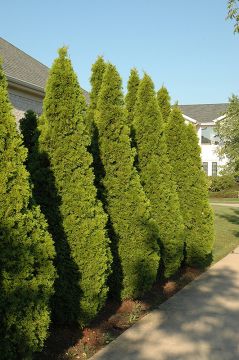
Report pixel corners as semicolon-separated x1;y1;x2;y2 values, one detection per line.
0;37;88;123
179;104;228;176
0;37;228;176
0;37;48;122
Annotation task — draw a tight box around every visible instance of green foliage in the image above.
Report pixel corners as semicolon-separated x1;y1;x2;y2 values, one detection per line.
227;0;239;33
165;107;214;267
32;48;112;326
0;61;56;358
125;68;140;126
133;74;184;278
208;174;236;192
86;56;107;195
215;95;239;174
96;63;160;299
86;56;106;136
157;86;171;124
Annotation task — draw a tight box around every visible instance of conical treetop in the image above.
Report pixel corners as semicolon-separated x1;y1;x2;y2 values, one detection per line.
157;85;171;123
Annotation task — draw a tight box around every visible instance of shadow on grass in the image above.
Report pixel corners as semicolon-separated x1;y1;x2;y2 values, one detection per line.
218;207;239;238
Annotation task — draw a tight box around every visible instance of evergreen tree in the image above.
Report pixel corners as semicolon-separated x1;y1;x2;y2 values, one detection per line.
157;86;171;123
0;61;56;358
165;107;214;267
125;68;140;126
36;48;112;325
86;56;106;136
133;74;184;278
96;63;160;299
86;56;107;194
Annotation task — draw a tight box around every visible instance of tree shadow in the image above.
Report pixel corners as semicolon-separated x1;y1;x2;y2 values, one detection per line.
20;113;82;326
218;207;239;238
90;123;123;300
92;261;239;360
35;324;83;360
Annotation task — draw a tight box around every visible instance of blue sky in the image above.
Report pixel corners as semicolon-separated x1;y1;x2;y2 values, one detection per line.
1;0;238;104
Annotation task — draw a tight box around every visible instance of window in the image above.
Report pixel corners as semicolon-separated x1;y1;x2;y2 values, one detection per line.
201;126;220;145
212;162;217;177
203;162;208;175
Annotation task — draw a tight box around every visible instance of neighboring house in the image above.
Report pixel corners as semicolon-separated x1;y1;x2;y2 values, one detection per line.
179;104;228;176
0;37;88;123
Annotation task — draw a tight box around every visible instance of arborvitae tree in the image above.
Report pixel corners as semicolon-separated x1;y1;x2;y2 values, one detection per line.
86;56;107;194
157;86;171;123
165;107;214;267
133;74;184;278
86;56;106;136
0;62;56;358
96;63;160;299
36;48;112;325
125;68;140;126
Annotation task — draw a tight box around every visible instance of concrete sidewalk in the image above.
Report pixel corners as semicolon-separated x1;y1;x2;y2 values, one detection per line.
91;248;239;360
211;202;239;207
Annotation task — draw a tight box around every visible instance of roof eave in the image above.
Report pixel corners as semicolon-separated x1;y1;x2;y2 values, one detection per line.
7;75;45;97
182;114;198;124
213;115;226;123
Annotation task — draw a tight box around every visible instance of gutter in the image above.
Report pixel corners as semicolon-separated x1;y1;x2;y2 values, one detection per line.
7;75;45;97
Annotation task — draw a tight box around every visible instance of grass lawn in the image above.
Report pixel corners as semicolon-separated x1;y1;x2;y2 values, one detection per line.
212;203;239;263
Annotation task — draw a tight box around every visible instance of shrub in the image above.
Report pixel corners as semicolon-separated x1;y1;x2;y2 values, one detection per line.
133;74;184;278
96;63;160;299
125;68;140;126
165;107;214;267
0;60;56;359
28;48;112;326
208;174;236;192
86;56;107;196
157;86;171;123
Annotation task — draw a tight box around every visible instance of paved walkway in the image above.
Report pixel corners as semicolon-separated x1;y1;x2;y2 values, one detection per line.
91;248;239;360
211;202;239;207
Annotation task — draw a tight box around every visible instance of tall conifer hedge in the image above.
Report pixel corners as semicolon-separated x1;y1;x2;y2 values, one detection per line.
86;56;106;136
86;56;107;194
96;63;160;299
157;86;171;123
133;74;184;277
165;107;214;267
125;68;140;126
36;48;112;325
0;61;56;359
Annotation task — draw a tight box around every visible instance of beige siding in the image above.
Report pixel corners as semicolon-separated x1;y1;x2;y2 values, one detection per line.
8;88;43;123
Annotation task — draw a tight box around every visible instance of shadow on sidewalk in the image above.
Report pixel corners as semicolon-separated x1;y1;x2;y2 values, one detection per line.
92;265;239;360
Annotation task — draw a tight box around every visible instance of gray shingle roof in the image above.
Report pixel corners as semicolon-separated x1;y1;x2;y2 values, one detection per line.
179;103;228;123
0;37;48;90
0;37;89;101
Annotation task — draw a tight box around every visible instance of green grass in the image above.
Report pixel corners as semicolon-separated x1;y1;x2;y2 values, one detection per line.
212;204;239;263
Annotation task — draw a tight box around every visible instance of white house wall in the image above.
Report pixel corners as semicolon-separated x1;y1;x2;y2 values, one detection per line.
196;126;228;175
201;144;228;175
